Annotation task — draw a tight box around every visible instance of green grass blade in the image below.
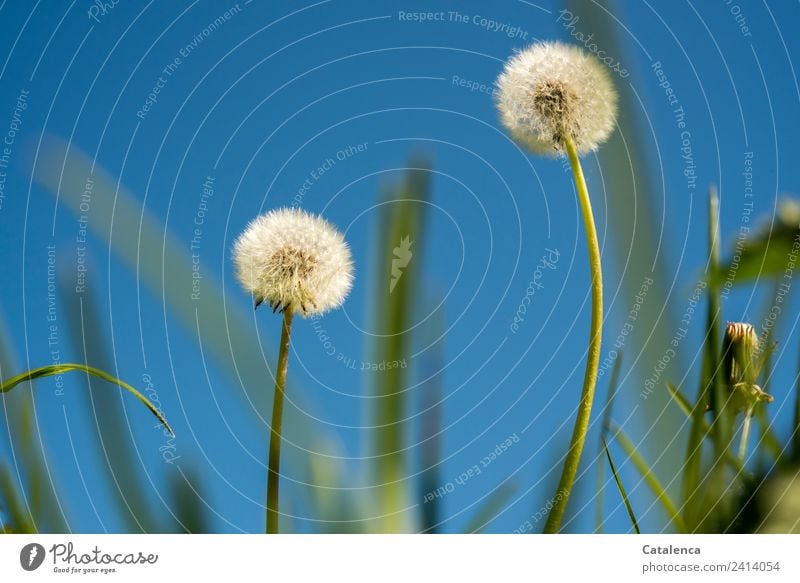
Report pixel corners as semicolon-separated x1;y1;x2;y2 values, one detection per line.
418;300;445;534
609;422;686;533
168;468;208;534
603;439;639;534
753;407;783;462
0;307;67;532
463;482;516;534
1;364;172;435
595;353;623;533
368;158;431;533
794;344;800;463
683;187;723;528
752;284;784;467
0;464;34;533
667;384;743;473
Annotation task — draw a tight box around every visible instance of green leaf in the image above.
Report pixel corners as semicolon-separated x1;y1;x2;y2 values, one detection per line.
1;364;172;435
609;422;686;533
603;439;639;534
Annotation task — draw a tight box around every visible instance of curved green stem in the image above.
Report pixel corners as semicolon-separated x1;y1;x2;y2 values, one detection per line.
543;137;603;534
266;309;294;534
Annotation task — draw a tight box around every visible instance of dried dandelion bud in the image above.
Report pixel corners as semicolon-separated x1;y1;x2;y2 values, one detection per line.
496;41;618;156
723;322;773;411
233;208;353;316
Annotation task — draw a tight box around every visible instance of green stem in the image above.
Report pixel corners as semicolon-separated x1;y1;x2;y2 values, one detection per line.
266;309;294;534
738;409;754;464
543;137;603;534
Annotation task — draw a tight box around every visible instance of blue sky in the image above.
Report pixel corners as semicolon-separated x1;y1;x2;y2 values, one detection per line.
0;0;799;533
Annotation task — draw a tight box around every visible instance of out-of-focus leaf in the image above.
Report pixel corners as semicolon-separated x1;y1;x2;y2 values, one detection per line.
714;198;800;285
462;482;516;534
609;422;686;533
368;157;431;533
603;440;639;534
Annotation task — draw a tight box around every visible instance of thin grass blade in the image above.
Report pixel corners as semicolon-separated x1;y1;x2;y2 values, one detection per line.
1;364;172;434
609;422;686;533
603;439;640;534
595;353;623;532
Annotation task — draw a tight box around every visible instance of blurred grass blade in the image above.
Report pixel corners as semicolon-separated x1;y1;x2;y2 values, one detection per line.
0;464;34;533
418;293;446;533
609;422;686;533
753;408;782;462
752;284;784;467
0;306;67;533
794;345;800;463
595;353;623;533
168;468;208;534
60;277;160;532
603;439;639;534
667;384;743;473
463;482;516;534
1;364;172;434
299;438;364;534
369;158;431;533
683;187;723;528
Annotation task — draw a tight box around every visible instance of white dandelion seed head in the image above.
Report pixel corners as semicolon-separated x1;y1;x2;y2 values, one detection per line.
496;41;619;156
233;207;354;317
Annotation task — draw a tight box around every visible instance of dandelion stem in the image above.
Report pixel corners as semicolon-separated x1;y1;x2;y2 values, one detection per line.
266;309;294;534
543;136;603;534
